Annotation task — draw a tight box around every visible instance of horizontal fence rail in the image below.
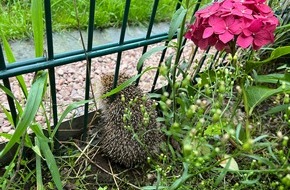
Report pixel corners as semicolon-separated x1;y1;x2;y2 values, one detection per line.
0;33;172;78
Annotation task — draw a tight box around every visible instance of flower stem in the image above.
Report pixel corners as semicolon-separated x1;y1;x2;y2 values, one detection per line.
230;45;251;142
240;78;251;141
172;4;188;122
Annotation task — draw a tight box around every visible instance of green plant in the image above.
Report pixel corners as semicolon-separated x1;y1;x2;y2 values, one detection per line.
137;0;290;189
0;0;89;189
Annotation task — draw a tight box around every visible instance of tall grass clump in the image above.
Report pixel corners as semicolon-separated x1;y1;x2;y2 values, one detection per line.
0;0;92;189
1;0;176;40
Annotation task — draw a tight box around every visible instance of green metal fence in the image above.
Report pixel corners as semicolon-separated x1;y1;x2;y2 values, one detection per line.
0;0;289;140
0;0;200;139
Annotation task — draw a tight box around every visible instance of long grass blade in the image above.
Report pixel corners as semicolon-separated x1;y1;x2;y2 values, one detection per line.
0;83;23;115
0;71;47;158
137;46;166;71
1;35;28;98
101;66;157;99
51;99;92;138
38;134;62;190
0;104;13;126
169;162;192;190
31;0;44;57
35;137;44;190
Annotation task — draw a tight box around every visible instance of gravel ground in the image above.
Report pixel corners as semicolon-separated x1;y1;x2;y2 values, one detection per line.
0;40;217;143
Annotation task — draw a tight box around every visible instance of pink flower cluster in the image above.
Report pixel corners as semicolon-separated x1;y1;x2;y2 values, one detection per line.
185;0;279;51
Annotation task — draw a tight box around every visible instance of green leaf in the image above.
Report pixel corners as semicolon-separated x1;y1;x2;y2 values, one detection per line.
169;162;193;190
39;136;62;190
252;135;268;144
246;46;290;73
0;71;47;158
148;93;162;99
268;145;280;164
0;161;15;185
254;73;290;85
101;75;141;99
137;46;166;71
241;176;261;185
0;133;13;141
30;123;50;143
263;104;290;116
0;83;23;115
242;154;275;168
32;123;62;190
1;35;16;63
101;67;157;99
1;34;28;98
142;186;167;190
168;6;187;41
33;137;43;158
176;60;188;77
198;70;220;87
35;137;44;190
51;99;92;138
244;85;290;115
165;54;174;69
215;154;231;186
31;0;44;57
234;123;244;145
0;104;13;126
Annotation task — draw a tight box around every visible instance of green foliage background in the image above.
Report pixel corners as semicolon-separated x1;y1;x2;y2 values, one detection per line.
0;0;176;40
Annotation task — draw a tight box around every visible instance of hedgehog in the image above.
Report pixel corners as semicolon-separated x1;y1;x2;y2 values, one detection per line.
97;73;162;168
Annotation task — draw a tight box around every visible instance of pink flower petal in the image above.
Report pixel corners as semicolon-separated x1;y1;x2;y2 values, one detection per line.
208;36;218;46
197;2;220;18
229;19;242;34
237;34;253;48
212;22;226;34
242;28;252;36
198;39;209;50
184;31;192;40
225;16;235;26
203;27;214;39
253;30;273;46
215;41;226;51
255;3;272;13
248;19;263;33
219;31;234;44
209;16;224;27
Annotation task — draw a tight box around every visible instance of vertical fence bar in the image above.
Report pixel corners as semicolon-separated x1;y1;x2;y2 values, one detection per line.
2;79;17;126
136;0;159;85
0;44;6;71
83;0;96;140
0;44;17;125
151;0;203;92
113;0;131;89
44;0;58;141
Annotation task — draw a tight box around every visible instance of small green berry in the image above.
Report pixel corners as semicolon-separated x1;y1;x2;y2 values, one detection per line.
243;139;253;151
183;144;193;157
